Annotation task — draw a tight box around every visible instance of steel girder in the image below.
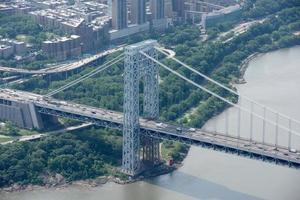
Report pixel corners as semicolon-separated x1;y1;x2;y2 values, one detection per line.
36;106;123;130
139;129;300;169
35;105;300;169
122;40;160;176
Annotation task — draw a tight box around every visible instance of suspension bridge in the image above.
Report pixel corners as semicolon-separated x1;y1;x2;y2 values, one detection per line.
0;40;299;176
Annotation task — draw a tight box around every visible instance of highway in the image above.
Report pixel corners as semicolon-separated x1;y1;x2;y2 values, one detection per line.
0;88;299;168
0;47;124;75
0;122;92;145
218;19;266;43
157;47;176;59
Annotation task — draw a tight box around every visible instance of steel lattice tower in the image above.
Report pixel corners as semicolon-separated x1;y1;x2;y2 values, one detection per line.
122;40;159;176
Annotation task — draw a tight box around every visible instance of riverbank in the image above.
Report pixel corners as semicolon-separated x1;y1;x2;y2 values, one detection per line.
237;45;300;84
0;126;189;194
0;162;181;194
2;44;294;195
235;52;261;84
2;46;300;200
0;175;112;193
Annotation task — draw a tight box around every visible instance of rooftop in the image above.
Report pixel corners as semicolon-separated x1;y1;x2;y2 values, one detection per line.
43;34;80;43
0;38;25;45
207;4;241;17
33;0;68;6
30;3;110;29
0;45;12;50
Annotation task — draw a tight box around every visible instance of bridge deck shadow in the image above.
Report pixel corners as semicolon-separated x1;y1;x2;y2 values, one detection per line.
142;170;263;200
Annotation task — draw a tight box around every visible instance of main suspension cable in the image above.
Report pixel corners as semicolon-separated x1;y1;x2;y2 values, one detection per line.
155;47;300;126
140;50;300;138
45;54;124;97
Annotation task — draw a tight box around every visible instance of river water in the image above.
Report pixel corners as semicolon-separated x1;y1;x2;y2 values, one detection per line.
2;46;300;200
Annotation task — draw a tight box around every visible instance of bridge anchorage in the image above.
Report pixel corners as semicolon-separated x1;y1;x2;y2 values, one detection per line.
122;40;160;176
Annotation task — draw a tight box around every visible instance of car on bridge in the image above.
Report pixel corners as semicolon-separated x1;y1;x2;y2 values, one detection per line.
176;127;182;132
189;128;196;132
156;123;166;128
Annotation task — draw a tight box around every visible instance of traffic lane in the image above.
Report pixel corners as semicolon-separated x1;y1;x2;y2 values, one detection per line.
2;89;300;162
0;47;124;74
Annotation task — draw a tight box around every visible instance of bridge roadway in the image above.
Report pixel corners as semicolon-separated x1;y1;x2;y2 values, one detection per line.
0;47;123;75
1;89;300;168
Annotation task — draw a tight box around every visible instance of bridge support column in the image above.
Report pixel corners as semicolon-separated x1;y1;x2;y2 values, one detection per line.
122;40;160;176
142;44;160;166
141;136;160;164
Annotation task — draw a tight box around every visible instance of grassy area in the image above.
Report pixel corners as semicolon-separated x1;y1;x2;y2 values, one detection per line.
44;32;60;40
0;121;41;136
18;129;40;136
0;136;12;143
161;141;189;162
16;32;59;44
180;103;203;123
16;34;33;43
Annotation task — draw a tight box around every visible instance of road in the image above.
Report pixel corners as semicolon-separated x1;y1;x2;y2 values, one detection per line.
0;88;299;167
158;47;176;58
0;122;93;145
0;47;124;75
218;19;266;43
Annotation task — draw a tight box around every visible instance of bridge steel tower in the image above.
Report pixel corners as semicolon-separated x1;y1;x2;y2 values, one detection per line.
122;40;160;176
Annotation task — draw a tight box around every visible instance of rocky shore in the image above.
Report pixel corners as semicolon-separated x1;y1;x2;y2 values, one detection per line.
236;52;261;84
0;174;112;193
0;52;260;195
0;163;179;194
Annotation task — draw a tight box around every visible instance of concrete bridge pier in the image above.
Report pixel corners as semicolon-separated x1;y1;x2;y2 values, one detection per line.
0;99;48;130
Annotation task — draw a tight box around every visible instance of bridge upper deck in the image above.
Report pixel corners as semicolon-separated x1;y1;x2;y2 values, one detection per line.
0;89;299;167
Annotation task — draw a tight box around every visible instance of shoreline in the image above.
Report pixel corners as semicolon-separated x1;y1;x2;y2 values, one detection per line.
237;45;300;83
239;52;261;79
1;51;255;194
0;161;181;194
3;46;295;195
235;52;261;84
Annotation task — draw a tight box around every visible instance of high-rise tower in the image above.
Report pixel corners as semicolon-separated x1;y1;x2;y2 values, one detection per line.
164;0;173;18
172;0;185;18
150;0;165;19
131;0;146;24
112;0;127;29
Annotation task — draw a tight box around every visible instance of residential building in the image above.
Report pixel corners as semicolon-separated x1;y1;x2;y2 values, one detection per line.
131;0;146;24
29;5;110;52
164;0;173;18
42;35;82;61
0;45;14;59
111;0;127;29
150;0;164;20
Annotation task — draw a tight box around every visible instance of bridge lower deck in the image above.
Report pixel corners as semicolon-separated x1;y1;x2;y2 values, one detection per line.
141;127;300;168
0;88;299;168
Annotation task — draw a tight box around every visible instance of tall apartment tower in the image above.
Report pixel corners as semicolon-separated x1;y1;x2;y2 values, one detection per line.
172;0;185;18
164;0;173;18
107;0;112;17
112;0;127;29
131;0;146;24
150;0;165;19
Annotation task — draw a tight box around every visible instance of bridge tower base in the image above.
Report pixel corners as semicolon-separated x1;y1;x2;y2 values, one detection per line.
122;40;159;176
